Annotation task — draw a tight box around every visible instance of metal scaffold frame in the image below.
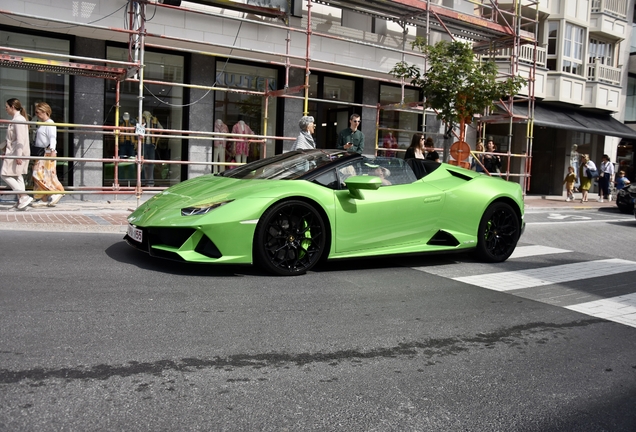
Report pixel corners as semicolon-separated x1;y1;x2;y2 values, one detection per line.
1;0;538;200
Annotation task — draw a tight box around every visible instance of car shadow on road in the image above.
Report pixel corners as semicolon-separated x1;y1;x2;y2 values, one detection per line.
315;252;472;273
104;241;266;277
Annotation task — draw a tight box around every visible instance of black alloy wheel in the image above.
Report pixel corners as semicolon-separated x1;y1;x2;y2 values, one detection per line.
255;200;326;276
475;202;520;263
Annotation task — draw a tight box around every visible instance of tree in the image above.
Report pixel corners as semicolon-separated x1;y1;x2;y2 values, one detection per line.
390;38;525;145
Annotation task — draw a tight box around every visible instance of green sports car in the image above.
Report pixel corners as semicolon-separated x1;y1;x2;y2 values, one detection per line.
125;149;525;276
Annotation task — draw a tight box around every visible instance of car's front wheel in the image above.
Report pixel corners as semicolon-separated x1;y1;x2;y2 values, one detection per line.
254;200;326;276
474;202;520;263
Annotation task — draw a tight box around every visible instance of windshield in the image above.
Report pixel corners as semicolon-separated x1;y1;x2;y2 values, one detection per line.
220;149;351;180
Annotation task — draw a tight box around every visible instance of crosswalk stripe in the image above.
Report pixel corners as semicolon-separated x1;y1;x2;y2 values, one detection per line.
566;293;636;327
509;245;570;259
452;259;636;292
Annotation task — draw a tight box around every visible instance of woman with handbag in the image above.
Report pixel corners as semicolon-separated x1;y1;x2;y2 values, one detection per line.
31;102;64;207
578;154;597;203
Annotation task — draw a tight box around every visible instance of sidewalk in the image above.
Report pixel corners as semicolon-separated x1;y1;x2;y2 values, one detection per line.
0;193;622;233
0;195;144;233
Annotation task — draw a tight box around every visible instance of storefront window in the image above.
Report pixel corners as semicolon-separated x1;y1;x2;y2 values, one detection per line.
0;30;70;187
104;47;184;187
215;61;278;161
304;73;358;148
378;84;422;156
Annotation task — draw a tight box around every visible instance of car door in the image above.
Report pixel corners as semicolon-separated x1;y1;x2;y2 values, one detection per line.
333;175;445;255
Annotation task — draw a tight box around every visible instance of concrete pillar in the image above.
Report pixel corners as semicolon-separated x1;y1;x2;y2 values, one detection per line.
72;37;105;200
188;54;216;178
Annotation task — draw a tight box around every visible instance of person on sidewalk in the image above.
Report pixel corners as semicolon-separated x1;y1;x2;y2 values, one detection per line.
291;116;316;150
31;102;64;207
1;98;32;210
424;137;440;162
578;154;597;203
404;133;425;159
483;137;501;175
336;113;364;154
615;170;630;191
562;166;576;202
471;140;485;173
597;154;614;203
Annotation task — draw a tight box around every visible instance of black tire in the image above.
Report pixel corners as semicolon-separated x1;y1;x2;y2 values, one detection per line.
617;203;634;214
474;202;520;263
254;200;326;276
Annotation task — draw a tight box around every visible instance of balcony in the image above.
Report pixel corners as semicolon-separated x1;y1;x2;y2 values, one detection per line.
587;59;621;86
591;0;628;19
589;0;628;39
487;44;546;68
584;59;622;111
486;45;547;98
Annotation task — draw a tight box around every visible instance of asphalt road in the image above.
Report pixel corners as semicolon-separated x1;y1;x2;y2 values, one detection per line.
1;213;635;431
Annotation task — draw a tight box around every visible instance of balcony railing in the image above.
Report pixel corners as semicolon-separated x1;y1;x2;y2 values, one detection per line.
591;0;627;19
587;59;621;85
485;45;546;68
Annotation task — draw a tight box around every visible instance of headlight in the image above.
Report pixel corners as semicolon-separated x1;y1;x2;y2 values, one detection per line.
181;200;234;216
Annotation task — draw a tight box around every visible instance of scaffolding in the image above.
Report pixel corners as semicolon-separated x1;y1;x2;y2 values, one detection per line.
0;0;539;200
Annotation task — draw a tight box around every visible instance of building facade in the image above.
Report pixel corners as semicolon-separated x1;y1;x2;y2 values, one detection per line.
0;0;634;198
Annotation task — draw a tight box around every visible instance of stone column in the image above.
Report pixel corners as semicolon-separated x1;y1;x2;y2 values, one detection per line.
73;37;105;201
187;54;216;178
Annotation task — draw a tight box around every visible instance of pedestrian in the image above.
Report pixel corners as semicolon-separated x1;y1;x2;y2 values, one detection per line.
615;170;630;190
578;154;597;203
424;137;440;162
1;98;32;210
404;133;425;159
291;115;316;150
483;137;501;175
336;113;364;154
597;154;614;202
31;102;64;207
471;140;485;172
562;166;576;202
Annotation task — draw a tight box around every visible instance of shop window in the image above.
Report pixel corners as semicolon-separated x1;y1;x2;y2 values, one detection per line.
104;47;184;187
0;30;70;188
378;84;423;156
303;73;358;149
214;61;278;162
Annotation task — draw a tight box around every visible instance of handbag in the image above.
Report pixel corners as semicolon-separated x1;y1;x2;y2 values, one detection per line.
30;145;46;157
586;167;599;179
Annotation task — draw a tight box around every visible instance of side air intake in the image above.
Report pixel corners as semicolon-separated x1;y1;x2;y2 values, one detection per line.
427;230;460;247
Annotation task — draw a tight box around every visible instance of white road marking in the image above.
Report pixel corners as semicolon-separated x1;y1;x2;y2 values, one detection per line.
452;259;636;292
509;245;571;259
527;218;634;225
566;293;636;327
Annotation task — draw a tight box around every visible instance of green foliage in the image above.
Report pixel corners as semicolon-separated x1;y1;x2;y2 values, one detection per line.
390;39;525;128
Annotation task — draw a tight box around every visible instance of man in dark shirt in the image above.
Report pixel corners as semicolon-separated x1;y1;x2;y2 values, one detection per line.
337;114;364;154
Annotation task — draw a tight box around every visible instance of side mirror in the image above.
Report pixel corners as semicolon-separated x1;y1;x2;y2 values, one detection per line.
345;175;382;199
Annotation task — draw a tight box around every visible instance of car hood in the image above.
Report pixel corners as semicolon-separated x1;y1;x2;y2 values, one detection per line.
128;175;309;226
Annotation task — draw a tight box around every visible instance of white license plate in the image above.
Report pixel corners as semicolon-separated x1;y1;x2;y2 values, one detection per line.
127;224;143;243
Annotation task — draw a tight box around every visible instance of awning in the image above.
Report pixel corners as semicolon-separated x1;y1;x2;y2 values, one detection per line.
493;103;636;140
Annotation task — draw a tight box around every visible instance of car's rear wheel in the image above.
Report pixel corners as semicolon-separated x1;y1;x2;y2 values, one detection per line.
255;200;326;276
474;202;520;263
